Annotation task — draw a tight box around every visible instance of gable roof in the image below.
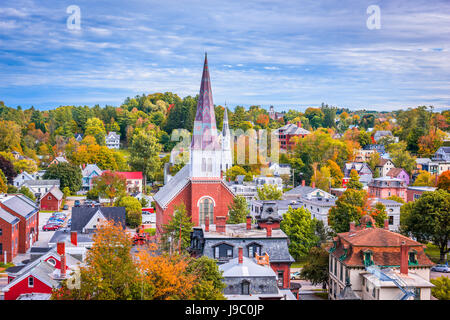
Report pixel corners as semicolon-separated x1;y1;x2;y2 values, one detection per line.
154;164;191;208
23;179;60;187
376;158;393;167
71;206;126;232
42;186;64;201
219;256;276;278
82;164;103;177
13;171;34;182
386;168;407;178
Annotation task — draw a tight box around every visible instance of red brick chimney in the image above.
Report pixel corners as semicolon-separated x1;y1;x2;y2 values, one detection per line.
384;219;389;230
297;121;302;128
400;241;409;275
246;216;252;230
204;215;210;232
312;182;316;189
216;216;226;234
266;224;272;237
60;254;66;278
71;231;78;246
238;247;243;264
302;180;305;187
349;221;356;234
57;241;65;256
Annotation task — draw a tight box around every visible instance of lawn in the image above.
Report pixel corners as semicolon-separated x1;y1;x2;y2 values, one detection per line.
424;243;444;263
313;291;329;300
291;258;308;268
144;228;156;236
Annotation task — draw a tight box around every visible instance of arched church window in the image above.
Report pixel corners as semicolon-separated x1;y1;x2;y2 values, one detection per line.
199;197;214;225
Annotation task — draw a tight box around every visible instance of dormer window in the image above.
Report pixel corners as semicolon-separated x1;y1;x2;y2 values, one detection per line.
363;251;373;267
408;250;418;265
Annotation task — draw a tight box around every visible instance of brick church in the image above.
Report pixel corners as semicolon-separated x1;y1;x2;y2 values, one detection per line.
154;54;235;236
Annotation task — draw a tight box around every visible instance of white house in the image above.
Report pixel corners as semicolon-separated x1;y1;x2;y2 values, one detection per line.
105;131;120;149
13;171;35;188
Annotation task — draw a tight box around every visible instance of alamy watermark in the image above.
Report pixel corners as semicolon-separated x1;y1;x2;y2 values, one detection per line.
366;5;381;30
66;5;81;30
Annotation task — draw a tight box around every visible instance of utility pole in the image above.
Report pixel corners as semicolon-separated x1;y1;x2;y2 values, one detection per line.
178;220;182;254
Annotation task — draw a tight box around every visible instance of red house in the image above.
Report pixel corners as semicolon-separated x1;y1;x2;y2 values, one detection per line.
40;186;63;211
275;121;311;150
116;171;143;193
0;194;39;254
0;207;20;263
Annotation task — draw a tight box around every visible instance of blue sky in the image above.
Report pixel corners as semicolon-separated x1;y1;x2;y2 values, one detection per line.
0;0;449;111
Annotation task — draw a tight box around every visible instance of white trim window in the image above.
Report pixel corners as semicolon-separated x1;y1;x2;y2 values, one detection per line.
28;276;34;288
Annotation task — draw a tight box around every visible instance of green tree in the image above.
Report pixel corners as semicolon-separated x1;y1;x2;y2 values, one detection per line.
186;256;226;300
19;186;35;201
225;165;248;182
389;142;416;176
328;189;367;233
401;189;450;262
280;207;319;261
128;129;162;187
257;184;283;200
367;152;381;178
346;169;363;190
115;196;142;228
299;246;329;289
62;187;71;198
386;195;405;204
431;276;450;300
43;163;82;193
227;196;249;224
413;170;436;187
161;204;194;253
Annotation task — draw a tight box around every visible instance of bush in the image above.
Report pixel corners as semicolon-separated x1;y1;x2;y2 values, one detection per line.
127;210;142;228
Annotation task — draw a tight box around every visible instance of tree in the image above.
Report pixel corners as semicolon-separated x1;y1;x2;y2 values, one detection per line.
43;163;82;193
52;220;141;300
62;187;71;198
225;165;247;182
186;256;226;300
0;155;17;184
257;184;282;200
92;171;127;205
311;165;331;192
85;117;106;145
389;142;416;176
19;186;35;201
0;174;7;193
227;195;249;224
161;204;194;253
386;195;405;204
128;129;162;187
401;189;450;262
413;170;436;187
115;196;142;228
367;152;381;178
327;159;343;188
431;276;450;300
436;170;450;191
299;246;329;289
328;189;366;233
280;207;319;261
13;159;38;174
346;169;363;190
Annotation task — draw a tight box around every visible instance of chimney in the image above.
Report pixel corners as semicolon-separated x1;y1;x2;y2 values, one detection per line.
302;180;305;187
246;216;252;230
312;182;316;189
57;241;65;256
204;215;210;232
297;121;302;128
238;247;243;264
384;219;389;230
266;224;272;237
400;242;409;275
71;231;78;246
349;221;356;234
216;216;226;234
60;254;66;278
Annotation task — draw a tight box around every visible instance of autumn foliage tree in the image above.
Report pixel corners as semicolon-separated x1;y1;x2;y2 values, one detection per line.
92;171;127;205
437;170;450;191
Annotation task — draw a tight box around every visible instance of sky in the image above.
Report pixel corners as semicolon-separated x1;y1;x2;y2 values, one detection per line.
0;0;449;111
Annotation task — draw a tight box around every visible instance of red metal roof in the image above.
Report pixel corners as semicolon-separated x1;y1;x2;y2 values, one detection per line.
116;171;143;180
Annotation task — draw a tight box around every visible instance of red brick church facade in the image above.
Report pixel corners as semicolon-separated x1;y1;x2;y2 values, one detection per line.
154;55;235;235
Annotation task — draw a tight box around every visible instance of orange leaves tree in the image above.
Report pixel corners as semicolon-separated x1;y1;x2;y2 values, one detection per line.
437;170;450;192
92;171;127;205
52;219;225;300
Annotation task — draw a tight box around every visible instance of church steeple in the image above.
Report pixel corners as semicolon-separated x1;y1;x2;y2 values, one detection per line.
190;54;222;178
191;53;220;151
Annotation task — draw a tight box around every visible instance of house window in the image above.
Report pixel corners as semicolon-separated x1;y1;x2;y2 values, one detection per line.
414;288;421;300
409;251;418;265
213;243;234;259
389;216;394;225
47;258;56;266
28;277;34;288
363;251;373;267
48;196;52;200
199;198;214;225
334;258;337;275
247;243;262;257
277;271;284;288
0;228;2;236
241;281;250;295
340;263;343;282
0;243;2;255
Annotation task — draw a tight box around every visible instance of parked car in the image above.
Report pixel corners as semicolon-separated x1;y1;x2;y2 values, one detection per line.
290;271;302;280
48;218;65;224
63;204;69;210
43;224;61;231
431;264;449;273
74;200;80;207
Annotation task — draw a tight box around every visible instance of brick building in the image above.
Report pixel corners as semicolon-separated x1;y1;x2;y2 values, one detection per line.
368;177;407;202
0;194;39;254
154;55;235;234
0;207;20;263
328;215;434;300
273;122;310;150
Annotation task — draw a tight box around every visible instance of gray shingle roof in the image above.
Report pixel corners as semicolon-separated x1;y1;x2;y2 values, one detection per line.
1;194;38;218
219;256;277;277
153;164;190;208
284;185;316;197
42;186;63;201
0;207;20;224
71;206;126;232
23;179;60;186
